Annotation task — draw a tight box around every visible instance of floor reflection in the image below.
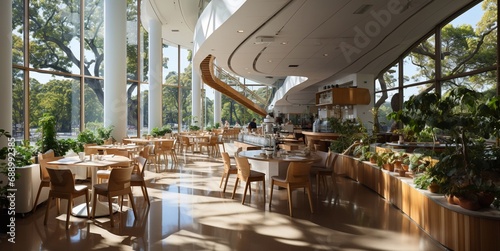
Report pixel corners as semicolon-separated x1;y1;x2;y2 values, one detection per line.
0;144;447;251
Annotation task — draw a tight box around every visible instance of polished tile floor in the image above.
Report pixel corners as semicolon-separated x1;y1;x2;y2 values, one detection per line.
0;143;448;251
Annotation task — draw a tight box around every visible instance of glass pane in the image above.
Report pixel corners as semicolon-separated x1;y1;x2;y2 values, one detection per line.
12;69;24;140
404;35;435;84
374;89;399;133
141;26;148;82
127;82;138;137
28;0;81;74
29;73;81;144
84;79;104;127
12;0;24;65
376;63;398;92
441;70;496;93
441;2;496;78
403;84;435;102
126;0;138;80
84;0;104;78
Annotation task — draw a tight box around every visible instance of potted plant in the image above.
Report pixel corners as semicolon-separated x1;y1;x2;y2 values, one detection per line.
151;125;172;138
389;87;500;210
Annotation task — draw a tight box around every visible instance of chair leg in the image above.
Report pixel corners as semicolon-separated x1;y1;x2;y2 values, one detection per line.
219;172;226;188
287;184;293;217
262;179;266;204
44;194;52;225
242;182;250;204
223;173;230;194
129;192;137;219
108;196;114;227
141;183;150;205
92;191;97;221
269;180;274;209
32;185;44;212
231;178;239;199
306;185;314;213
66;197;72;229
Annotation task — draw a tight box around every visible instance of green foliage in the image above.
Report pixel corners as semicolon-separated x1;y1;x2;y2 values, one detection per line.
37;114;58;154
97;126;114;140
391;87;500;201
57;138;80;155
214;123;220;129
189;125;200;131
327;118;369;154
151;125;172;137
0;130;20;208
12;141;36;167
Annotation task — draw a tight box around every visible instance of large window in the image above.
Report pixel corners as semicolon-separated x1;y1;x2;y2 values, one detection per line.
12;0;149;141
375;0;498;131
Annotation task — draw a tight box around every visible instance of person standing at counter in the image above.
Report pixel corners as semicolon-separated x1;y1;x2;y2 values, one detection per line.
248;118;257;132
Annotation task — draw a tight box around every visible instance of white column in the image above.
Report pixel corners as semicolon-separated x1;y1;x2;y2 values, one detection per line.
192;69;202;126
148;18;162;132
0;0;12;142
214;91;221;126
104;0;127;140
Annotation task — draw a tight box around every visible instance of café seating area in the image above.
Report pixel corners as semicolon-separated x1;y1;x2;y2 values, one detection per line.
0;136;447;251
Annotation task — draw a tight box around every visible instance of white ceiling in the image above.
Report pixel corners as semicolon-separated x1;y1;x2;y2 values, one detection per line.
143;0;476;107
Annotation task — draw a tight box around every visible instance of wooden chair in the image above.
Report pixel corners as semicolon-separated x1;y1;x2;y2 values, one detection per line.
311;152;339;196
97;149;130;183
216;134;226;153
139;145;156;171
220;152;237;193
269;161;314;217
32;151;59;213
232;156;266;205
179;136;194;153
199;135;218;157
44;168;90;229
131;156;150;206
92;166;137;227
156;140;177;170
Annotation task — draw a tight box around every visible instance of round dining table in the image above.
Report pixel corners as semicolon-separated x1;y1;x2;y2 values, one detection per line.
237;150;320;193
47;154;132;217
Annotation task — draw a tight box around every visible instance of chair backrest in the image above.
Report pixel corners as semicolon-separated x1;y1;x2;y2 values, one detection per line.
38;150;55;160
84;143;98;155
38;156;64;180
46;168;75;192
209;135;217;144
234;156;251;181
139;145;152;159
105;148;128;157
286;161;313;183
327;152;339;172
221;152;231;172
107;167;133;192
160;140;174;150
135;156;148;177
314;151;329;168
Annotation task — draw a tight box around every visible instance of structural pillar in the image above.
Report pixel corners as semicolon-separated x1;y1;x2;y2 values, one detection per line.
214;91;221;126
104;0;127;140
0;0;13;143
148;18;162;132
192;69;202;127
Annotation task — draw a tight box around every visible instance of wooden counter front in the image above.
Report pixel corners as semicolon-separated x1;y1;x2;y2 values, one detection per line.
335;154;500;251
301;131;340;149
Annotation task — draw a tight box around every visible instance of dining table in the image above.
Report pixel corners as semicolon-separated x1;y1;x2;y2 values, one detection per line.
47;154;132;217
237;150;320;193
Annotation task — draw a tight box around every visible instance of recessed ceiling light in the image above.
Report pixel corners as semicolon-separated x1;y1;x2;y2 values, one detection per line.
289;65;299;68
323;53;328;57
267;60;272;63
171;29;179;32
237;30;244;33
281;42;287;45
265;76;273;79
